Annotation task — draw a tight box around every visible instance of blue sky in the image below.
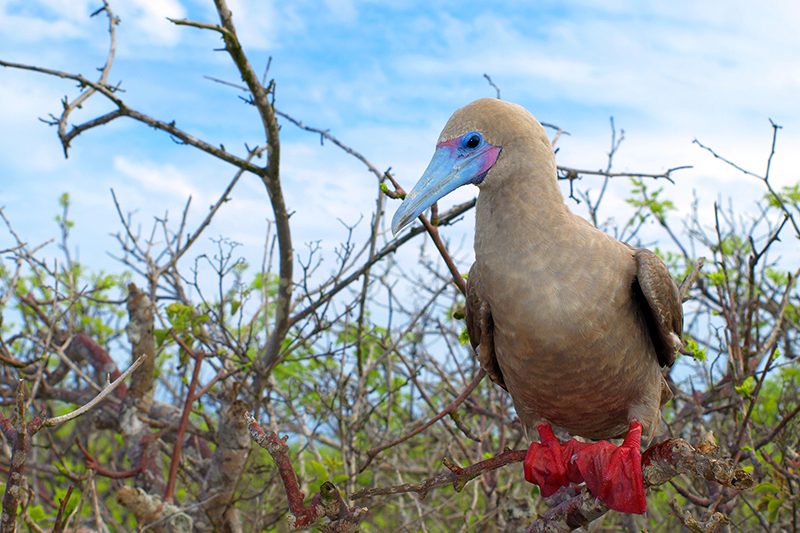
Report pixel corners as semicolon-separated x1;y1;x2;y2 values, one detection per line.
2;0;799;278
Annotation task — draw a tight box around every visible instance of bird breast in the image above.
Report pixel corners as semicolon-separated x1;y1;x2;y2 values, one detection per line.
474;194;663;440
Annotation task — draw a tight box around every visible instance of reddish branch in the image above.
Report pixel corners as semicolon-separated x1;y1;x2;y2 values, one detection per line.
51;485;74;533
0;384;44;533
642;432;754;490
245;413;367;532
144;403;214;459
351;431;753;533
67;333;126;399
527;434;753;532
359;369;485;472
351;448;526;501
163;333;205;503
16;298;124;393
421;213;468;296
1;355;144;533
78;439;146;480
383;174;468;296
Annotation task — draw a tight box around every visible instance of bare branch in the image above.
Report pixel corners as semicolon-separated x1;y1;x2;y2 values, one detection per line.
44;354;146;427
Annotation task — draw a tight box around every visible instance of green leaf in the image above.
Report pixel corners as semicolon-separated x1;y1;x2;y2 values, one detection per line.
767;497;785;523
154;328;171;348
735;376;756;398
230;300;242;315
28;505;47;522
310;460;328;479
459;328;470;346
166;303;194;333
683;338;707;361
753;481;779;493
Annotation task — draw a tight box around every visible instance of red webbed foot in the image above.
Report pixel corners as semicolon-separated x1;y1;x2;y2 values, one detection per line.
572;420;647;514
523;424;589;496
523;421;647;514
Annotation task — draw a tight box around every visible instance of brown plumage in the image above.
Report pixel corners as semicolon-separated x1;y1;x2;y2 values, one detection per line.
394;98;683;444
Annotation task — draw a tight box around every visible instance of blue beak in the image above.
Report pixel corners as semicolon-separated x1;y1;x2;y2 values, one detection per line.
391;139;500;235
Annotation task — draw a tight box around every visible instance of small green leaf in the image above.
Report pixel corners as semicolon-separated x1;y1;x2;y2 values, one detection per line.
767;497;785;523
166;303;194;333
683;339;707;361
459;328;470;346
735;376;756;398
28;505;47;522
310;460;328;479
753;481;779;493
154;328;170;348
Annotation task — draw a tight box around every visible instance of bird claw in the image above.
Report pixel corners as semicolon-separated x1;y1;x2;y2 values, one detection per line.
523;421;647;514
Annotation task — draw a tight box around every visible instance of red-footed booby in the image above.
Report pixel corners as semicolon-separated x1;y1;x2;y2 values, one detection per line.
391;98;682;514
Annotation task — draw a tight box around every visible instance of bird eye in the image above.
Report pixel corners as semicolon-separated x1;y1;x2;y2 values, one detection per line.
465;133;482;149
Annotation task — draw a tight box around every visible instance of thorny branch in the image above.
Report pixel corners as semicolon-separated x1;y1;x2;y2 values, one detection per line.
1;355;146;533
246;413;368;532
350;431;754;533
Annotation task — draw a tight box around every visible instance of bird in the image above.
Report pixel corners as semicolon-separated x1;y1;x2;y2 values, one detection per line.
391;98;683;514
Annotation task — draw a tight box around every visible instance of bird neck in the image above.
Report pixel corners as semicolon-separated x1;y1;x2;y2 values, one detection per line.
474;161;569;258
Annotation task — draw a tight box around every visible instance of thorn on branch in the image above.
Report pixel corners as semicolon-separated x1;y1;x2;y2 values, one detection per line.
116;486;193;533
245;412;367;532
669;499;730;533
448;410;480;442
262;56;273;88
381;174;405;200
352;428;752;532
642;432;754;490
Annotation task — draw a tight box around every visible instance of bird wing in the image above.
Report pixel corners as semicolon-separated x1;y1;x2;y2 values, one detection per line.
466;263;507;391
633;249;684;368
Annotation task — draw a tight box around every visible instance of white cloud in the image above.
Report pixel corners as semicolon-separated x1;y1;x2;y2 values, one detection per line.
0;0;95;41
222;0;278;49
113;156;201;201
386;2;800;136
114;0;186;46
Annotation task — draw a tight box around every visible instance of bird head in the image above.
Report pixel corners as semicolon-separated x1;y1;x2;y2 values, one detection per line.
391;98;553;235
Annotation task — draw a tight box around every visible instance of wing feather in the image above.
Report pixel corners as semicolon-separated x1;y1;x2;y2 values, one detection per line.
466;264;507;390
633;249;683;368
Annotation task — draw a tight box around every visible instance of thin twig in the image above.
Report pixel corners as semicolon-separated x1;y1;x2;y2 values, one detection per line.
44;354;146;427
